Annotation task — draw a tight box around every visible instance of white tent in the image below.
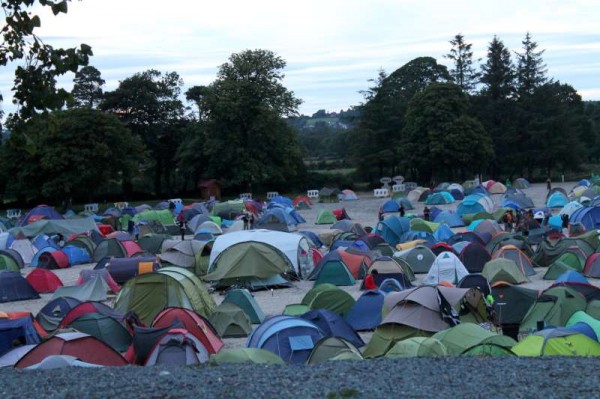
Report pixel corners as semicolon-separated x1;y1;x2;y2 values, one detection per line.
208;229;313;278
422;252;469;285
9;238;37;266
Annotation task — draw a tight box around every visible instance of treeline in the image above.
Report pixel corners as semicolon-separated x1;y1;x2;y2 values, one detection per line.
308;33;600;185
1;30;599;205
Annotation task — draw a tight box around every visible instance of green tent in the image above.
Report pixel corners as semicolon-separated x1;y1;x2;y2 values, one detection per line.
409;218;440;234
137;234;171;255
301;284;355;316
9;217;99;238
512;329;600;356
222;288;265;324
313;260;356;287
519;286;587;335
211;348;284;365
431;323;516;355
132;209;176;226
315;210;337;225
543;252;584;280
567;311;600;340
208;302;252;338
491;283;539;326
0;254;20;272
395;245;436;274
363;324;431;358
92;238;127;262
306;337;363;365
462;211;494;224
68;313;132;353
384;337;447;358
68;236;97;254
482;258;528;285
282;304;310;316
204;241;292;288
532;237;595;267
211;200;245;218
115;267;216;325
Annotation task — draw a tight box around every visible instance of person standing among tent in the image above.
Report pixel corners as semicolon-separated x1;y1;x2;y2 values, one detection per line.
177;212;186;240
378;207;384;222
423;206;431;222
133;223;140;241
364;269;379;290
399;204;406;217
242;211;250;230
503;210;514;233
546;177;552;191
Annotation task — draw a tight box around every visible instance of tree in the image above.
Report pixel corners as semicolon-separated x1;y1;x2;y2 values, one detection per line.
70;66;105;108
402;83;494;182
0;108;144;202
351;58;451;181
0;1;92;123
190;49;305;191
515;32;548;97
101;70;187;195
444;34;481;93
480;36;515;100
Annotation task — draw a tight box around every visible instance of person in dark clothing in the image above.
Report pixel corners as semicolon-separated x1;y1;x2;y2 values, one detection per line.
177;212;186;240
127;220;135;235
561;213;570;229
399;204;406;217
546;177;552;191
423;206;431;221
378;207;384;222
242;212;249;230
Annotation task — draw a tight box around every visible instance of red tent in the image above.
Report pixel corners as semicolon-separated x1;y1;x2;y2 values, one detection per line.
59;302;124;328
25;269;63;293
37;251;69;269
97;224;114;236
15;332;128;368
121;240;143;256
152;307;223;354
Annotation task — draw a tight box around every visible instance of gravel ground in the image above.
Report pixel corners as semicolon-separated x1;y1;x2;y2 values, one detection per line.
0;357;598;398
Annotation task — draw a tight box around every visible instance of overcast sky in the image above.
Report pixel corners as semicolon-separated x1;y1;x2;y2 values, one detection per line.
1;0;599;116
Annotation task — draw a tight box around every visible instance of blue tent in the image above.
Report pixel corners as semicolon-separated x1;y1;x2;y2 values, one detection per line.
396;197;414;210
62;245;92;265
569;206;600;230
330;240;355;251
31;235;59;252
30;246;55;268
381;200;400;213
457;194;487;216
547;192;569;208
344;290;384;331
399;231;437;245
270;196;294;208
578;179;591;187
555;271;589;285
378;278;404;294
0;271;39;303
299;231;324;248
256;208;298;232
374;216;410;247
17;205;64;227
246;315;325;364
433;224;454;242
434;211;466;228
449;189;464;200
425;192;454;205
301;309;364;347
0;316;41;356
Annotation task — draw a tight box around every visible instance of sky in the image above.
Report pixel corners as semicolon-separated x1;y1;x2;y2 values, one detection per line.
1;0;599;117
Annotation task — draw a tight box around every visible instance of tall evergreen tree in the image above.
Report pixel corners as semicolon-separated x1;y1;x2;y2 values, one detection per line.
480;36;515;100
70;66;105;108
444;34;481;93
515;32;548;97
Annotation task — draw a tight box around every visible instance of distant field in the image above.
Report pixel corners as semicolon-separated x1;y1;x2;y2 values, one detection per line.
311;168;355;175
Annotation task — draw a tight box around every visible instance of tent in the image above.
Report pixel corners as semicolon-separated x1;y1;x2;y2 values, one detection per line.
36;296;82;332
208;230;313;279
513;178;530;189
306;336;363;365
36;251;69;269
433;211;466;228
422;252;469;285
9;238;36;266
77;269;120;294
315;210;337;225
384;337;447;358
431;322;516;355
492;245;536;276
92;238;128;262
584;253;600;278
133;209;176;226
490;283;539;328
543;252;585;280
103;257;160;285
512;328;600;356
482;259;529;285
374;216;410;247
546;192;569;208
0;253;21;272
158;239;206;270
459;242;491;273
394;245;436;274
17;205;64;227
311;258;356;287
300;309;364;347
344;290;385;331
115;267;216;324
152;307;223;354
222;288;265;324
0;271;40;303
457;194;494;216
205;241;293;289
144;328;210;366
519;286;587;335
0;315;41;357
301;284;356;316
339;189;358;201
247;315;325;364
62;245;91;266
361;256;412;289
15;332;128;368
211;348;285;365
569;206;600;230
256;208;299;232
58;301;124;329
51;274;108;302
425;192;454;205
64;313;131;353
26;269;63;293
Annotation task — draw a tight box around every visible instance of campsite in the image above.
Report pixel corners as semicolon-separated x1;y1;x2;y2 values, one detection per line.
1;180;600;396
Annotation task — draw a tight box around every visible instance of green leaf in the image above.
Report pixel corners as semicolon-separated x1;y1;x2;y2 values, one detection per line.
51;1;68;15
